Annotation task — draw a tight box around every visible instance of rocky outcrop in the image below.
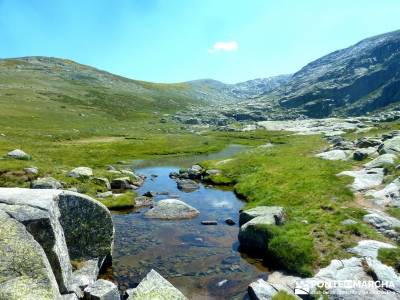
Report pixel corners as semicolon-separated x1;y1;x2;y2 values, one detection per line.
145;199;199;220
337;168;384;191
366;178;400;207
0;188;114;299
364;153;397;169
379;136;400;154
277;30;400;117
363;209;400;240
348;240;396;258
126;269;187;300
299;257;400;299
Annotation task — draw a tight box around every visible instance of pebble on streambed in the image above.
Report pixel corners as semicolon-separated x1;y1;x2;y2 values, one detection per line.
201;220;218;225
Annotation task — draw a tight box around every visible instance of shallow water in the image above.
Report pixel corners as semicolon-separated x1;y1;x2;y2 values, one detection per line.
108;146;267;299
132;144;249;169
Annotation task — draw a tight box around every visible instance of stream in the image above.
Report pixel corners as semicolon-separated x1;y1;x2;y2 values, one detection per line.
107;145;267;299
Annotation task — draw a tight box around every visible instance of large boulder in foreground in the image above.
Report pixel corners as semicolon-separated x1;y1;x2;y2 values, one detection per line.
145;199;199;220
126;269;187;300
0;188;114;298
0;209;61;300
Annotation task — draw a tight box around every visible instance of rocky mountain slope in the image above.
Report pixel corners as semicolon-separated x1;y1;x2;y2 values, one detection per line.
0;56;212;118
274;29;400;117
186;75;291;101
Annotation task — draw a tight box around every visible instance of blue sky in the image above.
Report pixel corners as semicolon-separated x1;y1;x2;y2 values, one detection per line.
1;0;400;83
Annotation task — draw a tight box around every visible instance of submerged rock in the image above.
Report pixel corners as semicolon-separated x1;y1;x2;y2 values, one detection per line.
126;269;187;300
145;199;199;220
7;149;30;160
225;218;236;225
201;220;218;225
176;179;200;192
134;196;154;207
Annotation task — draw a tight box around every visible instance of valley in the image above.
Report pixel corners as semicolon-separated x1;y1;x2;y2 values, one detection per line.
1;29;400;300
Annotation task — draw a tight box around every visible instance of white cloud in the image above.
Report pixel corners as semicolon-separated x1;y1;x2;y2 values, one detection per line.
208;41;238;53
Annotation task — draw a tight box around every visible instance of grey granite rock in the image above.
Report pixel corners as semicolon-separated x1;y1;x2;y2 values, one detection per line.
364;153;397;169
71;259;99;289
83;279;119;300
176;179;200;192
316;149;350;160
0;202;73;293
0;210;61;300
338;168;384;191
348;240;396;258
68;167;93;178
379;136;400;155
239;206;285;226
126;269;187;300
7;149;30;160
31;177;63;189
